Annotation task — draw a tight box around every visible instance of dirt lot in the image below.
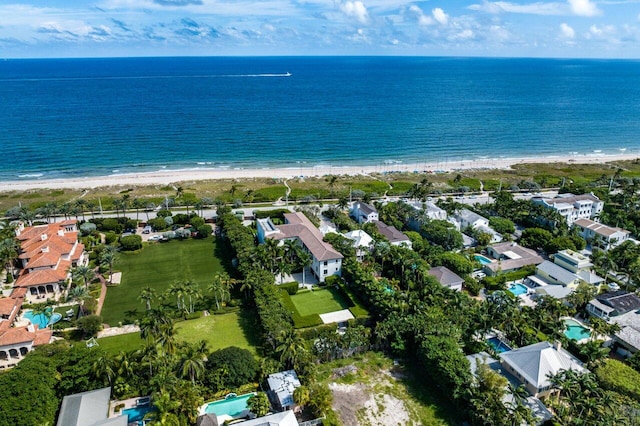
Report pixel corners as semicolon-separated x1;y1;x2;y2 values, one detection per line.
326;363;418;426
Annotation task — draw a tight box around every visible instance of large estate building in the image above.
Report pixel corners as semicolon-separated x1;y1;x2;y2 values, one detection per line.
0;220;85;368
257;212;343;282
532;193;604;226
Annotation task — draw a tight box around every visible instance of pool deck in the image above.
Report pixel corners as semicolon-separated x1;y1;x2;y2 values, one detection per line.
110;396;151;419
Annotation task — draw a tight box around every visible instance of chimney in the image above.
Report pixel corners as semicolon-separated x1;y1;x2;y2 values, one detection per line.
553;340;561;351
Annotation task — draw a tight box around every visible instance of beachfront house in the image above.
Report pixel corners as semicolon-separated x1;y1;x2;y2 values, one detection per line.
344;230;374;261
405;201;448;231
14;220;86;301
373;221;412;248
483;242;544;276
267;370;301;412
573;218;630;250
428;266;463;292
499;341;587;398
57;387;126;426
350;202;378;224
257;212;343;282
532;193;604;226
587;291;640;357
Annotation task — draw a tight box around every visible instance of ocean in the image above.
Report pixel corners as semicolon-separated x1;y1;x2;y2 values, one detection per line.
1;56;639;181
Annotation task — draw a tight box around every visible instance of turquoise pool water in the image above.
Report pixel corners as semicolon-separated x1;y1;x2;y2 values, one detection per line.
203;393;255;417
508;283;528;296
122;405;155;422
564;319;591;341
474;255;493;265
486;336;512;353
23;311;62;328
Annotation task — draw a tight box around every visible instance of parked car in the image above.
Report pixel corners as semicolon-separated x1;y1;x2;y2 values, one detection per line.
142;226;152;234
148;235;161;241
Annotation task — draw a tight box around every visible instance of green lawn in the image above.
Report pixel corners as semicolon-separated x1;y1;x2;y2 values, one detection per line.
97;311;261;355
101;237;232;325
290;287;352;316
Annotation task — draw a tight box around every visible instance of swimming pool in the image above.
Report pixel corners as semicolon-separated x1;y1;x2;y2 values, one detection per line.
486;336;512;353
122;405;156;423
508;283;528;296
202;392;255;419
23;310;62;328
563;318;591;341
474;255;493;265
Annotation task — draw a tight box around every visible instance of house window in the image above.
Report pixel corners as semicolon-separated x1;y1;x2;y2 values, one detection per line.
324;270;328;275
324;261;328;266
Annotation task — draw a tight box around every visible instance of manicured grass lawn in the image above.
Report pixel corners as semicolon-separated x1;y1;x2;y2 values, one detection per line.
101;237;231;325
290;287;352;316
97;311;261;355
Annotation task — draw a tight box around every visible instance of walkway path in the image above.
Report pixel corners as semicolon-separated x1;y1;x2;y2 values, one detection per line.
94;270;108;317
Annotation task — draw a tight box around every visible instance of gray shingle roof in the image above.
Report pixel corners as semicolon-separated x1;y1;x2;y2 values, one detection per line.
428;266;463;287
596;291;640;315
373;221;410;244
354;202;377;215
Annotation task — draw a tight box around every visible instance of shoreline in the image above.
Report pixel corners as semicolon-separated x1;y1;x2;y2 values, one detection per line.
0;153;637;192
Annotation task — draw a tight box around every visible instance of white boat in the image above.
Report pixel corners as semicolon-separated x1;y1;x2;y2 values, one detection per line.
285;72;292;77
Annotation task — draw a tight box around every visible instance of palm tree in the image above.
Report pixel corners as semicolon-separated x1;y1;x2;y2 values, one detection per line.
293;385;310;411
69;265;95;289
99;245;119;284
276;328;308;370
145;202;156;221
138;285;157;310
208;273;231;311
178;343;207;384
0;237;20;281
92;353;116;387
325;175;338;196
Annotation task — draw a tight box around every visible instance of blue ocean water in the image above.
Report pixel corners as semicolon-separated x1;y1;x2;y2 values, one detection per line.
1;56;639;180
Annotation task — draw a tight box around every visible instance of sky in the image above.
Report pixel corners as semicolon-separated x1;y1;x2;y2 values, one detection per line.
0;0;639;58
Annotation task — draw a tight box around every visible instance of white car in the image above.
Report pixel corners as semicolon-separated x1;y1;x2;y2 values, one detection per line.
148;235;161;242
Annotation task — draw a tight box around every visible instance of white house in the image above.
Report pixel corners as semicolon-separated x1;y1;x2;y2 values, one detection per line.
350;202;378;224
454;209;502;243
532;193;604;226
267;370;301;411
527;249;603;298
257;212;343;282
499;341;586;398
57;387;126;426
344;230;374;261
483;242;544;276
574;218;630;250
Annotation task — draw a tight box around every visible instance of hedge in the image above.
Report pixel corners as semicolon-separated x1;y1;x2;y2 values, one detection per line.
596;359;640;401
279;282;299;295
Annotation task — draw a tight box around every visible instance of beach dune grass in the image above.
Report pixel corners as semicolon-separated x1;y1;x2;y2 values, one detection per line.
100;237;232;325
97;311;261;355
290;287;352;317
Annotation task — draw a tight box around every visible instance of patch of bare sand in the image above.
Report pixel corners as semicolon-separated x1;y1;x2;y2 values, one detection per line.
328;370;411;426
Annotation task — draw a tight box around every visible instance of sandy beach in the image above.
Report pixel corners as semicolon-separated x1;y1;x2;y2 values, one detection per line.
0;153;637;192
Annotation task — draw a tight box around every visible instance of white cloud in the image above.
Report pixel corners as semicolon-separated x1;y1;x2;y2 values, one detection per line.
408;5;434;26
432;8;449;25
468;1;565;15
560;22;575;38
340;1;369;24
568;0;601;16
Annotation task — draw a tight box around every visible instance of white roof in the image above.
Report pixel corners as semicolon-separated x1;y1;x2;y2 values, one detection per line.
502;250;522;260
500;342;586;389
267;370;301;408
344;230;373;248
537;260;578;285
234;411;299;426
